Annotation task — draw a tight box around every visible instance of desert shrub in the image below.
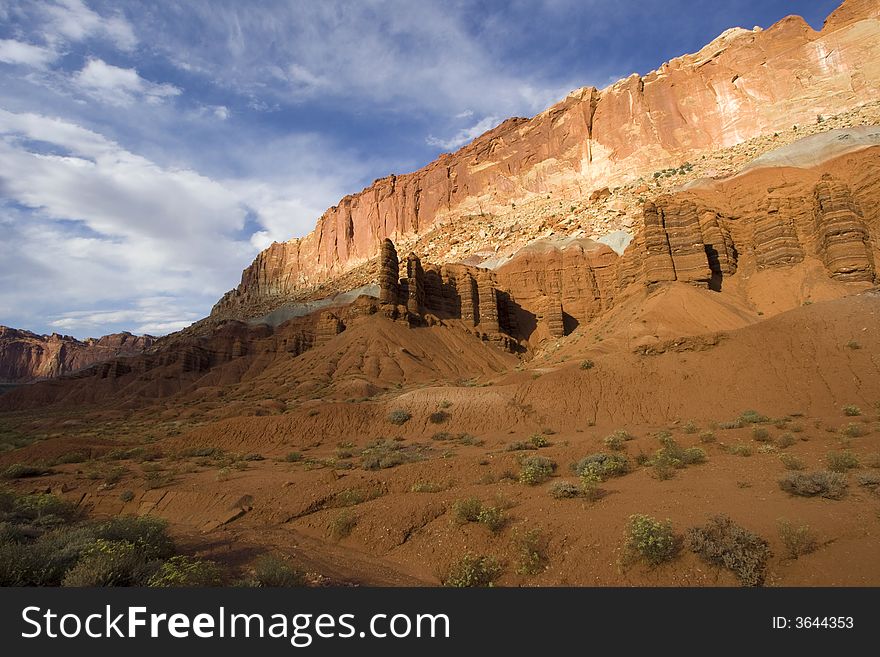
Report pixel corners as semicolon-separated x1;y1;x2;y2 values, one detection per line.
333;485;384;507
682;421;698;434
514;529;548;575
328;511;357;540
779;453;805;471
530;434;549;448
572;453;629;481
91;516;175;560
827;450;859;473
580;359;594;370
779;471;846;499
387;409;412;425
624;514;678;566
718;420;744;430
443;554;502;587
360;439;423;470
2;463;51;479
283;452;303;462
55;451;89;465
739;410;769;424
476;506;507;533
777;520;818;559
453;498;483;524
180;447;223;458
757;444;778;454
866;453;880;468
842;405;861;417
840;423;867;438
62;539;150;587
519;456;556;485
603;429;633;451
649;436;706;479
438;399;452;409
687;515;770;586
776;433;796;448
699;431;716;443
429;411;450;424
549;481;581;499
725;443;752;457
119;490;135;503
751;427;771;442
431;432;451;442
148;556;223;587
856;472;880;490
251;555;305;587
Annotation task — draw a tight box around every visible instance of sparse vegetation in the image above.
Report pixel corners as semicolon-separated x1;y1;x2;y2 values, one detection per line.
519;456;556;485
827;450;859;473
328;511;357;540
580;359;595;370
776;432;796;448
739;410;769;425
514;529;548;575
250;555;306;587
283;452;303;462
443;554;502;587
648;435;706;479
687;515;770;586
572;453;629;481
360;439;425;470
842;405;861;417
840;423;867;438
603;429;634;451
387;409;412;425
725;443;753;457
549;481;582;499
453;498;482;524
147;556;223;587
779;471;847;499
779;453;805;470
699;430;716;443
751;427;771;442
429;411;450;424
777;520;818;560
682;421;698;434
624;514;678;566
2;463;52;479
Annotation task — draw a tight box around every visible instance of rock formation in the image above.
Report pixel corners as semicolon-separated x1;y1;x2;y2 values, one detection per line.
0;327;155;383
812;175;875;281
212;0;880;319
378;238;400;304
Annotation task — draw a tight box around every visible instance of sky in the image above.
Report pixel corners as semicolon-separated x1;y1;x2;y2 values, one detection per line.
0;0;844;338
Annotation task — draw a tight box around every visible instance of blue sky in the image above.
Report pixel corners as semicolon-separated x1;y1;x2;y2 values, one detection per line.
0;0;843;338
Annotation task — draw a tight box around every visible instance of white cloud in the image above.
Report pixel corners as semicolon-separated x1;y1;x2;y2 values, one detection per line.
426;115;500;151
42;0;137;51
0;39;58;68
213;105;230;120
73;58;181;107
49;300;200;336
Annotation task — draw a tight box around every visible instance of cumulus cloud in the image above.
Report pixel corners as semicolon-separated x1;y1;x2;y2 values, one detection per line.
426;115;500;151
73;58;181;106
0;39;58;68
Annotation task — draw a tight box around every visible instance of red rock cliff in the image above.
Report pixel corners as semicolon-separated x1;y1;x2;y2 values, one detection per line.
213;0;880;319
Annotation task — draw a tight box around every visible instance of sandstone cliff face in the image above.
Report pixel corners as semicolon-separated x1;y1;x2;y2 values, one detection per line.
0;327;155;383
213;0;880;319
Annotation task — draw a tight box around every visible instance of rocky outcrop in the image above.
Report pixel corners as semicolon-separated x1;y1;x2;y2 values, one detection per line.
0;327;155;383
212;0;880;319
812;175;875;281
378;239;400;304
641;199;713;286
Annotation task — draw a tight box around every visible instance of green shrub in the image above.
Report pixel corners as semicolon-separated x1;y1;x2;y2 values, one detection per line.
476;506;507;533
776;433;796;448
779;453;805;471
856;472;880;490
530;434;549;448
751;427;771;442
333;486;384;507
429;411;449;424
827;450;859;473
251;555;305;587
648;436;706;479
718;420;744;430
739;410;769;424
387;409;412;425
842;405;861;417
360;439;422;470
514;529;547;575
453;498;482;524
840;423;866;438
62;539;149;587
624;514;678;566
682;421;698;434
687;515;770;586
571;453;628;481
148;556;223;587
777;520;818;560
2;463;51;479
725;443;752;457
119;490;135;503
580;359;595;370
519;456;556;485
779;471;846;499
283;451;303;462
91;516;175;560
699;431;716;443
443;554;502;587
549;481;581;499
328;511;357;540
